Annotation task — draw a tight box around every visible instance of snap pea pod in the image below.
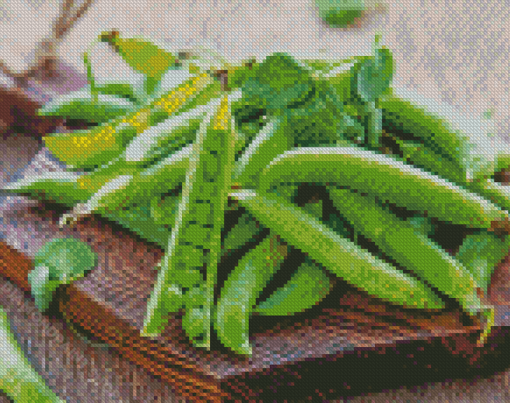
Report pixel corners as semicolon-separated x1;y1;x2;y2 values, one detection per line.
37;89;137;125
142;95;235;348
455;230;510;297
215;233;289;355
392;135;510;214
258;148;510;233
253;257;332;316
44;73;220;170
231;190;445;310
327;187;482;314
78;103;212;193
0;306;64;402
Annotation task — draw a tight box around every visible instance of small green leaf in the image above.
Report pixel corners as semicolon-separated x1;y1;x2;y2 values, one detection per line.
37;89;136;124
241;53;314;113
28;238;97;312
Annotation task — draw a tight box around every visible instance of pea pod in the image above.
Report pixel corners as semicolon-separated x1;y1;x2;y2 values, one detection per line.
456;230;510;296
253;257;332;316
231;190;445;310
315;0;366;28
0;306;65;403
258;147;510;233
142;95;235;349
37;89;136;124
393;136;510;214
80;103;212;191
44;73;220;170
327;186;482;314
215;234;289;355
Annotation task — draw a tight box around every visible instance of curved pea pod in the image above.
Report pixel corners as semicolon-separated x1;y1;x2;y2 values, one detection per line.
142;95;236;348
0;306;65;403
253;257;333;317
1;172;93;208
378;86;494;181
215;234;289;355
231;190;445;310
59;143;193;226
232;117;291;188
44;73;220;170
391;135;510;214
82;102;213;188
100;30;177;80
328;187;481;310
37;89;136;124
258;147;510;233
455;230;510;297
94;82;140;103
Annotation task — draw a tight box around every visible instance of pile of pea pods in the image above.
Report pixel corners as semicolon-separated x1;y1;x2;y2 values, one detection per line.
4;31;510;356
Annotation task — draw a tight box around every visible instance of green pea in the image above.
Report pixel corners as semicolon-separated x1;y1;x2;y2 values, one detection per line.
0;307;65;402
327;186;482;316
214;234;289;355
258;147;510;232
231;190;445;310
456;230;510;296
253;257;332;316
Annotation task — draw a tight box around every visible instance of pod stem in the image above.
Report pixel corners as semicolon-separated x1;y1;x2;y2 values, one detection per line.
476;306;495;347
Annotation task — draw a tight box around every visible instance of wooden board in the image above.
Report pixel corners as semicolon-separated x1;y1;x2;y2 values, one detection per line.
2;63;510;402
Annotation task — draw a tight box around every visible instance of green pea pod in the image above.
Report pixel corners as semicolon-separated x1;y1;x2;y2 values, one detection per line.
231;190;445;310
253;257;332;316
215;234;289;355
95;82;140;104
315;0;366;27
142;95;235;348
0;306;65;403
455;230;510;296
28;238;97;312
100;31;177;80
37;89;136;124
2;172;94;208
44;73;220;170
392;136;510;214
378;87;486;179
232;117;291;188
258;147;510;232
82;102;213;189
327;186;482;313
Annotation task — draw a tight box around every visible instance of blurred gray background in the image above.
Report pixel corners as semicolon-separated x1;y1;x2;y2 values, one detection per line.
1;0;510;401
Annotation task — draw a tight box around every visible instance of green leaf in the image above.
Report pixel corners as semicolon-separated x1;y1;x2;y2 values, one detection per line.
28;238;97;312
356;45;394;103
37;89;136;124
315;0;366;28
241;53;315;113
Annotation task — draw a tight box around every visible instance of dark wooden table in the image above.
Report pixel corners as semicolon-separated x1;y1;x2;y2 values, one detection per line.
2;60;510;403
